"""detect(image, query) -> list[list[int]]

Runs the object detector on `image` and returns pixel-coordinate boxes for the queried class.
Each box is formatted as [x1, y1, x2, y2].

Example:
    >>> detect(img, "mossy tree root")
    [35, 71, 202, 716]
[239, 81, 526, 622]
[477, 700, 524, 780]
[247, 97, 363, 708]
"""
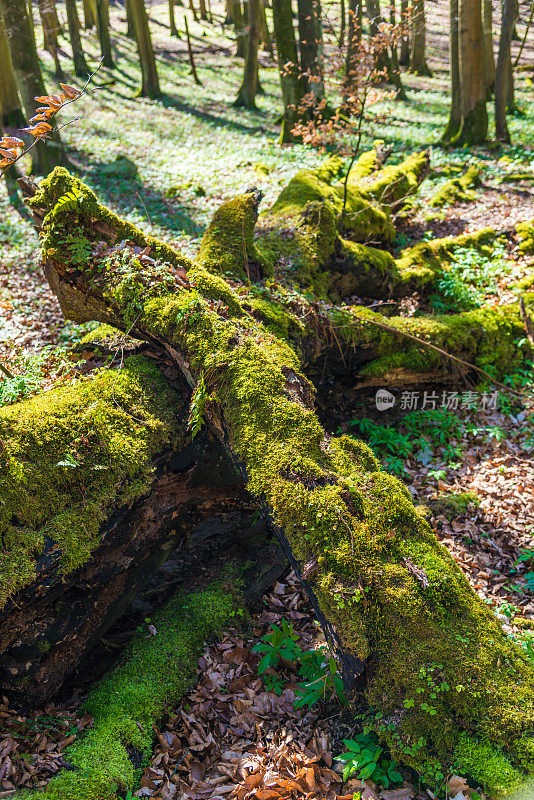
[22, 168, 534, 796]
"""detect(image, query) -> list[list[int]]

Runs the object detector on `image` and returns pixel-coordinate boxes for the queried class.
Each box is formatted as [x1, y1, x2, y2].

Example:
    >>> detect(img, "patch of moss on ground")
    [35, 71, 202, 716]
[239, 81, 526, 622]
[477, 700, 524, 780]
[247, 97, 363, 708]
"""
[516, 220, 534, 255]
[0, 356, 184, 608]
[24, 588, 237, 799]
[429, 164, 481, 208]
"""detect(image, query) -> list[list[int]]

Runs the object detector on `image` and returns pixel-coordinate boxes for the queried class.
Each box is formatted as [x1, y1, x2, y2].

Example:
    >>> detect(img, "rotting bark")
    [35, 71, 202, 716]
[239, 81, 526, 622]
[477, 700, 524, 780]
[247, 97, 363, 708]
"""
[17, 166, 534, 796]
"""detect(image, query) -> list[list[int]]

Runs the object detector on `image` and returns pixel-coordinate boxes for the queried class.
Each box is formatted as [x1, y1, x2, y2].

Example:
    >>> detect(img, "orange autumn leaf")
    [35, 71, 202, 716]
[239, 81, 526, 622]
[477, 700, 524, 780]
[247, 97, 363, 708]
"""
[60, 83, 81, 99]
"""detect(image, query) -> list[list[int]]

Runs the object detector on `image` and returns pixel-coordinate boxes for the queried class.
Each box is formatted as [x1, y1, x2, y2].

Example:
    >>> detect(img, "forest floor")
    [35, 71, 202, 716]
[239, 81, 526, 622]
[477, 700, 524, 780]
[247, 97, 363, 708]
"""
[1, 0, 534, 797]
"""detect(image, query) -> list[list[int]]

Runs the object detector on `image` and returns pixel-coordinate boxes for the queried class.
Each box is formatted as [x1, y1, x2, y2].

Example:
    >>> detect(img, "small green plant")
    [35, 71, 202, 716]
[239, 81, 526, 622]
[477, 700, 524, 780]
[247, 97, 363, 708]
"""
[188, 374, 208, 438]
[252, 619, 301, 673]
[430, 242, 511, 313]
[335, 733, 403, 786]
[0, 346, 72, 407]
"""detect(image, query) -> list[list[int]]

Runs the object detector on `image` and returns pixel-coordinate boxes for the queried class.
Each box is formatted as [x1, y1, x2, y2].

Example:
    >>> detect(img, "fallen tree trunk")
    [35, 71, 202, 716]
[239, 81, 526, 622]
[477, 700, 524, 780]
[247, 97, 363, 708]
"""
[17, 166, 534, 796]
[0, 347, 284, 705]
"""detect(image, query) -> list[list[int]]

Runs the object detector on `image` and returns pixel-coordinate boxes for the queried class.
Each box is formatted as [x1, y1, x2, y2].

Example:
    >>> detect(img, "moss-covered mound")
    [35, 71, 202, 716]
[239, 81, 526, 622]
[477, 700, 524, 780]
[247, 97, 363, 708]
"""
[0, 356, 183, 609]
[26, 167, 534, 796]
[23, 587, 237, 799]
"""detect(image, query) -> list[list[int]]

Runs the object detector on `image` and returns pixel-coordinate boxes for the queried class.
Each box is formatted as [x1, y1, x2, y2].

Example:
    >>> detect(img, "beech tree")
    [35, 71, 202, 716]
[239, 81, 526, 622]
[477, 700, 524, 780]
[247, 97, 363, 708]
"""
[38, 0, 64, 77]
[94, 0, 115, 68]
[272, 0, 303, 142]
[410, 0, 431, 76]
[0, 6, 25, 127]
[482, 0, 495, 94]
[65, 0, 90, 76]
[234, 0, 260, 107]
[0, 0, 68, 173]
[495, 0, 519, 142]
[297, 0, 325, 105]
[130, 0, 162, 98]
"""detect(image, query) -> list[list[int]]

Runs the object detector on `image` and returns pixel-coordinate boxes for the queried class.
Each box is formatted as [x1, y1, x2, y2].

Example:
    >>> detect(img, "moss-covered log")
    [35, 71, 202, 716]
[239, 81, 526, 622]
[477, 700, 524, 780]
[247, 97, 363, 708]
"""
[0, 348, 284, 704]
[21, 167, 534, 796]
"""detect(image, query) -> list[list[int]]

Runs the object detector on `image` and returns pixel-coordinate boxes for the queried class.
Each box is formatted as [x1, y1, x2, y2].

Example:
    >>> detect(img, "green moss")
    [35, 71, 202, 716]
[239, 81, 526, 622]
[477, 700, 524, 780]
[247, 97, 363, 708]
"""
[26, 587, 237, 799]
[245, 294, 305, 340]
[396, 228, 497, 293]
[516, 220, 534, 255]
[0, 356, 183, 608]
[28, 168, 191, 270]
[454, 735, 523, 797]
[359, 151, 430, 207]
[429, 165, 481, 208]
[424, 491, 480, 520]
[345, 145, 382, 191]
[330, 237, 400, 299]
[195, 192, 268, 282]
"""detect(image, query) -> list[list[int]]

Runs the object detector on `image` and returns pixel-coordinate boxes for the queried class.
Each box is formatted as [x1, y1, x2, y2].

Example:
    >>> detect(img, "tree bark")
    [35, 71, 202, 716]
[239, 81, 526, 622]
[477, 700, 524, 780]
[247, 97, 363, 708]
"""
[409, 0, 431, 75]
[482, 0, 495, 95]
[38, 0, 64, 77]
[259, 0, 273, 54]
[66, 0, 91, 76]
[345, 0, 362, 86]
[297, 0, 325, 104]
[442, 0, 461, 141]
[272, 0, 303, 142]
[367, 0, 407, 99]
[169, 0, 179, 35]
[20, 167, 534, 794]
[399, 0, 409, 64]
[0, 0, 68, 173]
[83, 0, 95, 27]
[0, 5, 25, 127]
[95, 0, 115, 67]
[130, 0, 162, 97]
[495, 0, 518, 142]
[234, 0, 260, 107]
[199, 0, 208, 20]
[455, 0, 488, 143]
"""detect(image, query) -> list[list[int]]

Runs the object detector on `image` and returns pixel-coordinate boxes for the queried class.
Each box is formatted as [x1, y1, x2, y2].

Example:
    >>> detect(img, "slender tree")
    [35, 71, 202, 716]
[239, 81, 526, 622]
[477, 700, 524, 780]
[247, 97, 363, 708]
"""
[66, 0, 90, 76]
[495, 0, 519, 142]
[169, 0, 179, 35]
[409, 0, 431, 75]
[0, 0, 68, 173]
[198, 0, 208, 20]
[345, 0, 362, 85]
[232, 0, 246, 56]
[399, 0, 409, 64]
[95, 0, 114, 67]
[482, 0, 495, 95]
[272, 0, 303, 142]
[456, 0, 488, 143]
[83, 0, 95, 28]
[38, 0, 64, 77]
[441, 0, 461, 141]
[0, 7, 25, 126]
[366, 0, 407, 99]
[130, 0, 162, 97]
[234, 0, 260, 107]
[297, 0, 325, 104]
[259, 0, 273, 54]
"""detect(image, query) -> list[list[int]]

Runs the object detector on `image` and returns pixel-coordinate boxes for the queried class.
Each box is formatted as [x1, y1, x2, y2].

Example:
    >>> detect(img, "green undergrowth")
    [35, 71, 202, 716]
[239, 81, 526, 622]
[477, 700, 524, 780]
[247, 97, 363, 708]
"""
[32, 169, 534, 795]
[20, 587, 238, 799]
[0, 355, 183, 608]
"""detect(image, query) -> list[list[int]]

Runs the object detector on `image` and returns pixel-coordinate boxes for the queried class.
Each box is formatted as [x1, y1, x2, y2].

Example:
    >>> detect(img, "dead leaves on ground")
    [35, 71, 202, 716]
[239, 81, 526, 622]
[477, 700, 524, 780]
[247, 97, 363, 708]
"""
[0, 697, 92, 795]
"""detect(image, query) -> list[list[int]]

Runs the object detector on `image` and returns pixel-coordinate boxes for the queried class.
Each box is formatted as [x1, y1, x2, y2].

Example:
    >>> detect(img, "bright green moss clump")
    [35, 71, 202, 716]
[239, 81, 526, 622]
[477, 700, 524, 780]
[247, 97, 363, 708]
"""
[516, 220, 534, 255]
[26, 588, 237, 799]
[0, 356, 183, 608]
[429, 164, 481, 208]
[360, 151, 430, 207]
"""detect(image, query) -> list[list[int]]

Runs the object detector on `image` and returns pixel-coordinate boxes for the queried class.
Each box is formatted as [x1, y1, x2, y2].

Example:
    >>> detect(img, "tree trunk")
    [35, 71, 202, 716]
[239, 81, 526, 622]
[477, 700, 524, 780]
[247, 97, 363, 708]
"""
[234, 0, 260, 107]
[409, 0, 431, 75]
[442, 0, 461, 141]
[482, 0, 495, 95]
[199, 0, 208, 20]
[399, 0, 409, 64]
[495, 0, 518, 142]
[66, 0, 90, 76]
[345, 0, 362, 86]
[272, 0, 303, 141]
[297, 0, 325, 104]
[95, 0, 115, 67]
[38, 0, 64, 77]
[130, 0, 162, 97]
[455, 0, 488, 143]
[367, 0, 407, 99]
[0, 6, 25, 127]
[232, 0, 246, 56]
[169, 0, 179, 34]
[21, 167, 534, 796]
[0, 0, 68, 173]
[339, 0, 345, 46]
[83, 0, 95, 27]
[259, 0, 273, 54]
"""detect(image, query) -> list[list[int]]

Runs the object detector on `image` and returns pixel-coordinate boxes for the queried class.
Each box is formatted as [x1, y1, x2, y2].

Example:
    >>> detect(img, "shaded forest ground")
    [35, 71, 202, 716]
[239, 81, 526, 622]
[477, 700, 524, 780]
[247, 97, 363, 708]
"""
[1, 1, 534, 797]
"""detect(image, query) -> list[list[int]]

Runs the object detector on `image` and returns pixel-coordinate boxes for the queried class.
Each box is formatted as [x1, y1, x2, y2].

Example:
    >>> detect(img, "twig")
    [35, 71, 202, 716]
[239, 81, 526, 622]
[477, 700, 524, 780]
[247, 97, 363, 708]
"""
[514, 1, 534, 66]
[184, 16, 203, 85]
[0, 363, 14, 380]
